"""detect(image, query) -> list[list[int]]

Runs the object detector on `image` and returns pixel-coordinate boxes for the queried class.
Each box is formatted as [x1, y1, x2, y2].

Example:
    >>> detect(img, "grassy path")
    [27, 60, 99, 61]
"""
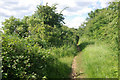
[70, 52, 85, 79]
[72, 41, 118, 78]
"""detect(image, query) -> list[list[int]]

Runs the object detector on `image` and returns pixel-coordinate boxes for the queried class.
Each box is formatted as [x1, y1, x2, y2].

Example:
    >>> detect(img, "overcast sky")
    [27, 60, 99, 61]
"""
[0, 0, 115, 29]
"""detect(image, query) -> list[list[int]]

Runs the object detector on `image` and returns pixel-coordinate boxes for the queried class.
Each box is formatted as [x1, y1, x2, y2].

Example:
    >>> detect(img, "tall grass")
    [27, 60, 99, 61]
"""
[80, 42, 118, 78]
[51, 44, 77, 57]
[46, 44, 78, 78]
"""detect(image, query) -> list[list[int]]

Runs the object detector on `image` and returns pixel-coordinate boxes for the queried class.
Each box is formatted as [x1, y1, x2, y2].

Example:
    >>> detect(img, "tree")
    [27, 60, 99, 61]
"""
[2, 16, 29, 37]
[34, 3, 65, 27]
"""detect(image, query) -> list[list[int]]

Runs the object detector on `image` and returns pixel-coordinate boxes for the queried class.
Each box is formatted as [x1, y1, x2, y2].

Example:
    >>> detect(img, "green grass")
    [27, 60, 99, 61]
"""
[46, 56, 74, 78]
[45, 44, 78, 78]
[75, 52, 86, 78]
[58, 56, 74, 68]
[76, 41, 118, 78]
[58, 56, 74, 77]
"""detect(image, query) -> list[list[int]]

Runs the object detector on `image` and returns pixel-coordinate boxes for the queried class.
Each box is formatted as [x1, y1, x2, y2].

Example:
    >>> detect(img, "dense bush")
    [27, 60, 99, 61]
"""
[2, 35, 56, 79]
[1, 34, 78, 79]
[1, 3, 78, 79]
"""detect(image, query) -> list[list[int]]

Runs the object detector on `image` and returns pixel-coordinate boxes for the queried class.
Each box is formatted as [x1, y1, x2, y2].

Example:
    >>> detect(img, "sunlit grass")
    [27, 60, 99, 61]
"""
[77, 41, 118, 78]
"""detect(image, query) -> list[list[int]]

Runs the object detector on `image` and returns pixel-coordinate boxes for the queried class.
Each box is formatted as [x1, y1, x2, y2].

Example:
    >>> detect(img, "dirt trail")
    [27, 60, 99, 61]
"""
[71, 56, 77, 78]
[70, 52, 85, 79]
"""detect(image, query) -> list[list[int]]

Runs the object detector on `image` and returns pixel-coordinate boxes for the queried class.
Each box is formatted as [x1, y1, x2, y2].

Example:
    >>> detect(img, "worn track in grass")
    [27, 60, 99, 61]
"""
[70, 47, 85, 79]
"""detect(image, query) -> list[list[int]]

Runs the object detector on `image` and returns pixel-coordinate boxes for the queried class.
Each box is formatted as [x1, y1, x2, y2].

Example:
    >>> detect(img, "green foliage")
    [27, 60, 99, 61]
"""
[1, 34, 78, 79]
[1, 35, 55, 79]
[51, 44, 77, 58]
[77, 2, 118, 78]
[78, 2, 118, 50]
[45, 45, 77, 78]
[34, 3, 65, 27]
[1, 3, 78, 79]
[2, 16, 29, 37]
[2, 4, 70, 46]
[80, 2, 118, 40]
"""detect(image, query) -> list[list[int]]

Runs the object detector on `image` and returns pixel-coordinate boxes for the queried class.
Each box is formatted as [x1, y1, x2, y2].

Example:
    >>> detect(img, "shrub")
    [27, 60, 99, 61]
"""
[2, 35, 55, 79]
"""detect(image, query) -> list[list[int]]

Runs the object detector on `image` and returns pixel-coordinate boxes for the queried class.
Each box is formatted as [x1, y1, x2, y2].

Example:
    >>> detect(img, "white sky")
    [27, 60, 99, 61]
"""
[0, 0, 116, 29]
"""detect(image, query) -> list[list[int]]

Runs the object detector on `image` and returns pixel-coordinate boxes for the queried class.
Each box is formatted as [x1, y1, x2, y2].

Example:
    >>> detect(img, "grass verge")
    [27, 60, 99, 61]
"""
[76, 41, 118, 78]
[46, 44, 78, 78]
